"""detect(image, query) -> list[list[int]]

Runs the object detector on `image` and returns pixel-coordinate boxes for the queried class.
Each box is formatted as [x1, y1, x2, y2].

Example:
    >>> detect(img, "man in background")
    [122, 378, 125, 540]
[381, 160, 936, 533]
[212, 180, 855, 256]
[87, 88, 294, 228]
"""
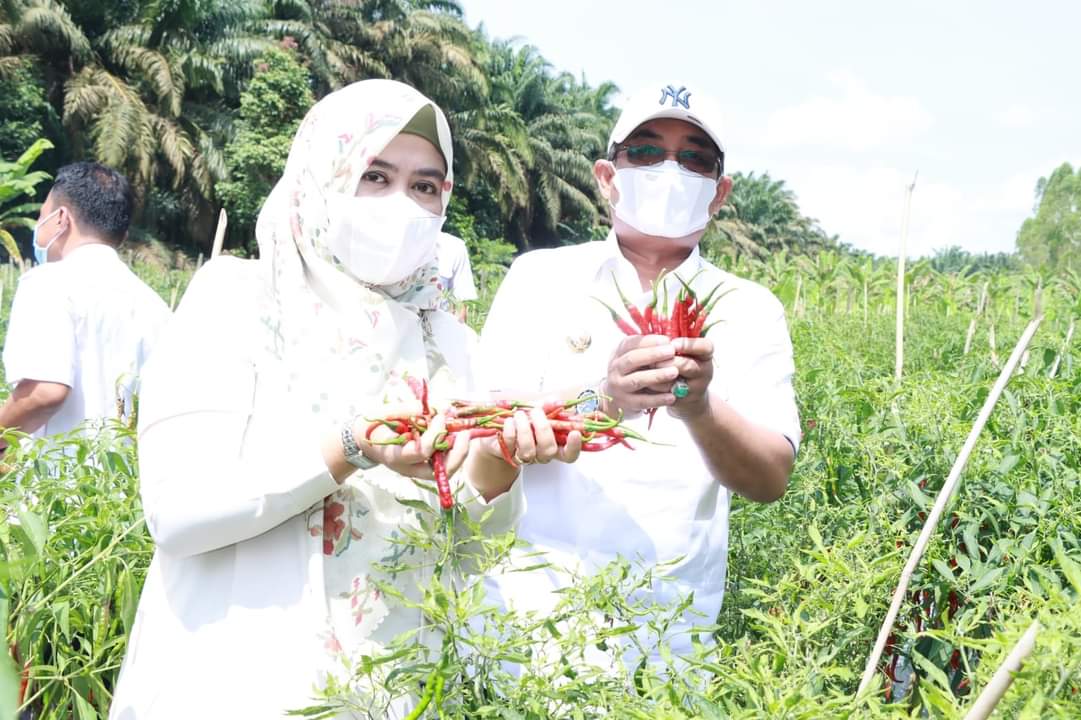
[436, 231, 478, 322]
[0, 162, 170, 449]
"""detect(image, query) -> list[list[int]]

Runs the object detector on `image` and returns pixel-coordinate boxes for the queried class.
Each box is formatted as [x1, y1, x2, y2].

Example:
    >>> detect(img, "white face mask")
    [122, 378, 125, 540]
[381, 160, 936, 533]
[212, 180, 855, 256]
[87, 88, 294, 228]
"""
[611, 161, 718, 238]
[325, 192, 444, 286]
[33, 209, 63, 265]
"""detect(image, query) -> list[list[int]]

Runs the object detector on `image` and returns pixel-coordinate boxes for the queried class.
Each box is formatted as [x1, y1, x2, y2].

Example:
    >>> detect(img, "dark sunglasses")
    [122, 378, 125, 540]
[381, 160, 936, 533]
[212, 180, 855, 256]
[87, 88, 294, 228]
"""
[611, 143, 724, 177]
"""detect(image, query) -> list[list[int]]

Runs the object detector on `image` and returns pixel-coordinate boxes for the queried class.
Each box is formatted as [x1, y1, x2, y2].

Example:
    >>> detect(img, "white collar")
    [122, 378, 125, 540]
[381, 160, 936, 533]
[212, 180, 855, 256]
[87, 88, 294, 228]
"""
[597, 230, 704, 298]
[62, 242, 119, 263]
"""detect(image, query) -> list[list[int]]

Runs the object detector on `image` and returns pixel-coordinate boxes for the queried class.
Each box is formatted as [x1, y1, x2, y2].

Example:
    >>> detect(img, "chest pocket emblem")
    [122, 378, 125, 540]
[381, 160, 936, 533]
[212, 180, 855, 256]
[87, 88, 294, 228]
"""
[566, 332, 592, 353]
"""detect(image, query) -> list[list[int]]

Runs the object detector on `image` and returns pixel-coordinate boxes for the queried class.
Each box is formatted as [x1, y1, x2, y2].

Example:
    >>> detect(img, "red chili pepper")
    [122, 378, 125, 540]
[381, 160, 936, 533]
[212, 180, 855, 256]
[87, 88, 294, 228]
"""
[581, 436, 622, 452]
[13, 644, 29, 707]
[593, 296, 639, 336]
[609, 427, 635, 449]
[611, 272, 651, 334]
[643, 302, 655, 335]
[431, 450, 453, 511]
[496, 432, 518, 467]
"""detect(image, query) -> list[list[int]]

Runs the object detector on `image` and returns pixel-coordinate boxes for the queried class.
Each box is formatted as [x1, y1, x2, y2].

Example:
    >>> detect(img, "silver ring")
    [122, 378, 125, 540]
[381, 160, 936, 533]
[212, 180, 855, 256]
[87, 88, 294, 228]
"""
[672, 379, 690, 399]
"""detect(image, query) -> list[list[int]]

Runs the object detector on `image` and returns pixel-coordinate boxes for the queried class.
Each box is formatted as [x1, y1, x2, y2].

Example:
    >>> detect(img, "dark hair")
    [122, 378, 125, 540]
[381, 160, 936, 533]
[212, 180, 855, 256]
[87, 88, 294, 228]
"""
[51, 162, 134, 244]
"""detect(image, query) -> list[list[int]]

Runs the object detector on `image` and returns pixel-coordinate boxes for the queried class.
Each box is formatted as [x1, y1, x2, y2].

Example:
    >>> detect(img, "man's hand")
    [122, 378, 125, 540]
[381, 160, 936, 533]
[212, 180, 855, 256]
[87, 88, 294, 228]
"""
[667, 337, 715, 421]
[603, 335, 680, 417]
[477, 406, 583, 465]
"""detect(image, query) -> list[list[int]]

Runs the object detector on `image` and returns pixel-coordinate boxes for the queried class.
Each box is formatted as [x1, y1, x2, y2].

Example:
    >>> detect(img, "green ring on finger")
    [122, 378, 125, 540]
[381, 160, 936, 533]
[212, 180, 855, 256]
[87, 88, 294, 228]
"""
[672, 379, 690, 399]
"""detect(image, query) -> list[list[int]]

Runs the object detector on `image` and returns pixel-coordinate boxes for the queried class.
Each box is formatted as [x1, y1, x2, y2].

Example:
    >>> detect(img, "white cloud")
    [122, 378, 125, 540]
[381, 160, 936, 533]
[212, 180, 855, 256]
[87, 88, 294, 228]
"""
[779, 165, 1021, 258]
[760, 71, 933, 152]
[994, 104, 1038, 129]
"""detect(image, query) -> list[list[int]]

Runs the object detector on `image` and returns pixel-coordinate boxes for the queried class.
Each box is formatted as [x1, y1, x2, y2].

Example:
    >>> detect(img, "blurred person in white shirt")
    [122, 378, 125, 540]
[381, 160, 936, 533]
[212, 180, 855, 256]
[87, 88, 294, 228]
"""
[0, 162, 169, 450]
[436, 231, 478, 322]
[478, 83, 800, 661]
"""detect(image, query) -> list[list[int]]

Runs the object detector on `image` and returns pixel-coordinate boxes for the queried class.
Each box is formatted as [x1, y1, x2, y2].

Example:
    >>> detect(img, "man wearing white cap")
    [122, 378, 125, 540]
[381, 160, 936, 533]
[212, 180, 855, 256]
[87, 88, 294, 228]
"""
[478, 83, 800, 661]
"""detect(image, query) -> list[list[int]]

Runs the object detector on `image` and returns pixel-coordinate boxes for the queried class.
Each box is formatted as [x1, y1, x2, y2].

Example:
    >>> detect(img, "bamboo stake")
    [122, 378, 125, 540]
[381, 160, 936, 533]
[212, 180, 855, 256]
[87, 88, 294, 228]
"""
[895, 173, 917, 383]
[856, 310, 1043, 697]
[963, 317, 977, 356]
[961, 620, 1040, 720]
[863, 280, 869, 326]
[1049, 318, 1075, 379]
[210, 208, 228, 259]
[794, 274, 803, 318]
[989, 323, 1000, 368]
[196, 252, 204, 271]
[169, 281, 180, 311]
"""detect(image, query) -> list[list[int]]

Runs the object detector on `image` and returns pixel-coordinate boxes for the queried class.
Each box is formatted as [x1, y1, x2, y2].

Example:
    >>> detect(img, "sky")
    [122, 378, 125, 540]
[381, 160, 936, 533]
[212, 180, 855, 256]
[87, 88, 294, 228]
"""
[458, 0, 1081, 258]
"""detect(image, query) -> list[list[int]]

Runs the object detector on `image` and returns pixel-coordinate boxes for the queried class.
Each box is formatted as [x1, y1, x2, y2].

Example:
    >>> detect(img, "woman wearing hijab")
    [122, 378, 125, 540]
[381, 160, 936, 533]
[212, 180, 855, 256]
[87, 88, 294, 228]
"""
[108, 80, 579, 718]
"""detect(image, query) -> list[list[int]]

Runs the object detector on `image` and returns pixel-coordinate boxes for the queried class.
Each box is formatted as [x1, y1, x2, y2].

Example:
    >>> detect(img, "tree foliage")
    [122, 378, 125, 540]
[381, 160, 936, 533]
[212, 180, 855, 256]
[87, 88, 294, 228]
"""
[1017, 162, 1081, 272]
[216, 45, 314, 251]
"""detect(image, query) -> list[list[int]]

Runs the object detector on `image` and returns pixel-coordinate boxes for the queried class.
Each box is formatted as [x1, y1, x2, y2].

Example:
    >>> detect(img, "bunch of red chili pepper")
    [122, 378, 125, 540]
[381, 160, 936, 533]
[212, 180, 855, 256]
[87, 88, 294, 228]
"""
[597, 270, 730, 426]
[598, 270, 729, 340]
[364, 377, 646, 511]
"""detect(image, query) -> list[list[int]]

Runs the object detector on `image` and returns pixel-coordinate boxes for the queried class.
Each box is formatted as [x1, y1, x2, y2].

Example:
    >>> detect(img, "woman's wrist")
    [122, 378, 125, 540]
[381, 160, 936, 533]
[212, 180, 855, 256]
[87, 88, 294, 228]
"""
[466, 441, 519, 501]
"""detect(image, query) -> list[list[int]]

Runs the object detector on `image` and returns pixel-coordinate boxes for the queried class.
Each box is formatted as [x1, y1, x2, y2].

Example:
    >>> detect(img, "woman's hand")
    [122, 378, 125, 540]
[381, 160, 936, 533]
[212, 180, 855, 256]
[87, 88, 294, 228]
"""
[348, 404, 468, 481]
[478, 405, 584, 466]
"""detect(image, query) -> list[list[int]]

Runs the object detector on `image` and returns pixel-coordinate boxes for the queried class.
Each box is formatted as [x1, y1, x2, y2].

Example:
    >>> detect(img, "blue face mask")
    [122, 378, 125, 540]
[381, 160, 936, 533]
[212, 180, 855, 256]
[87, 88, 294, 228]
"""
[32, 209, 62, 265]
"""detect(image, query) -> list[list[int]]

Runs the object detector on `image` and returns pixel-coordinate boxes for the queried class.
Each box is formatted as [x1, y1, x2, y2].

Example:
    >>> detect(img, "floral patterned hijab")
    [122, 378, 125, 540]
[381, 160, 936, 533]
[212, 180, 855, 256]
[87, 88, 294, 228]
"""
[253, 79, 456, 429]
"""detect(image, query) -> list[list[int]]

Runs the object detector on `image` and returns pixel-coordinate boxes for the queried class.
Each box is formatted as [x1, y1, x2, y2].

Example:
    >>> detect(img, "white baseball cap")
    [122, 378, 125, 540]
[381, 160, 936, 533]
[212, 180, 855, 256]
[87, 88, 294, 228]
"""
[608, 84, 726, 157]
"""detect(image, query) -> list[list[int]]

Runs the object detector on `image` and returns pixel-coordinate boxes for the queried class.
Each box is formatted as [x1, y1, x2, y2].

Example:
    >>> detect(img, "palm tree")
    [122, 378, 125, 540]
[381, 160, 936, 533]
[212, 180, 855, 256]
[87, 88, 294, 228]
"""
[2, 0, 278, 247]
[260, 0, 389, 93]
[477, 42, 611, 247]
[713, 171, 832, 258]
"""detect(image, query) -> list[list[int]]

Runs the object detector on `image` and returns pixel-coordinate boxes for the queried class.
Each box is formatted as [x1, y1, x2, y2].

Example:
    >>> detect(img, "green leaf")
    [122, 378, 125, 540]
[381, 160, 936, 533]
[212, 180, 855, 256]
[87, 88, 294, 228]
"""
[55, 600, 71, 640]
[1053, 540, 1081, 595]
[1018, 691, 1046, 720]
[16, 509, 47, 556]
[969, 566, 1006, 594]
[0, 649, 16, 720]
[120, 568, 138, 636]
[932, 559, 956, 583]
[75, 691, 99, 720]
[395, 498, 433, 515]
[911, 650, 954, 698]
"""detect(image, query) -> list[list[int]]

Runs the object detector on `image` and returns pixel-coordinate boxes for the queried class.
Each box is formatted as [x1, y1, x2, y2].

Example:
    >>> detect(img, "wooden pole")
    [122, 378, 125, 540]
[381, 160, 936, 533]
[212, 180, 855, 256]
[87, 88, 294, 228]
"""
[863, 279, 869, 326]
[961, 620, 1040, 720]
[210, 208, 228, 259]
[794, 274, 803, 318]
[989, 323, 1000, 368]
[895, 173, 917, 384]
[857, 310, 1043, 697]
[1049, 319, 1075, 379]
[964, 317, 977, 356]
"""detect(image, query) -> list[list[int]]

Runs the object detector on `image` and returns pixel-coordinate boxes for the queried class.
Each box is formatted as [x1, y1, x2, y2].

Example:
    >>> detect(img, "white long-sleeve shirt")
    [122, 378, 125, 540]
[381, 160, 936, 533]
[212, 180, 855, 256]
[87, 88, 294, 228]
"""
[110, 258, 523, 719]
[477, 232, 799, 658]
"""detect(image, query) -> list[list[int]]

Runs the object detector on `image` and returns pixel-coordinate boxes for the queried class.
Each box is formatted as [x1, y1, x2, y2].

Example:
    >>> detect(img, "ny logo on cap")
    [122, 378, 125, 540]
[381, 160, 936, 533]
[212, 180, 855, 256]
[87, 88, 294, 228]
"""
[659, 85, 691, 109]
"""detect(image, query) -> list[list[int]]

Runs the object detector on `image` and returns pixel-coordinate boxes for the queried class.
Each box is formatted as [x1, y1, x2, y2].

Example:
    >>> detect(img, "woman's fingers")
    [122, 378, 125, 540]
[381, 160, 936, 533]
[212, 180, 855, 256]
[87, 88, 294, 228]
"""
[511, 410, 537, 463]
[417, 413, 447, 458]
[443, 430, 470, 478]
[559, 430, 583, 464]
[529, 406, 558, 464]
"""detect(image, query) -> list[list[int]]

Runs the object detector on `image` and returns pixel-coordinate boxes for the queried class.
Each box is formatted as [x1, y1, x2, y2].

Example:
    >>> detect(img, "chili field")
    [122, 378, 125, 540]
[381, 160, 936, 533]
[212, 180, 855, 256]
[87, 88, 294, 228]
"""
[2, 253, 1080, 719]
